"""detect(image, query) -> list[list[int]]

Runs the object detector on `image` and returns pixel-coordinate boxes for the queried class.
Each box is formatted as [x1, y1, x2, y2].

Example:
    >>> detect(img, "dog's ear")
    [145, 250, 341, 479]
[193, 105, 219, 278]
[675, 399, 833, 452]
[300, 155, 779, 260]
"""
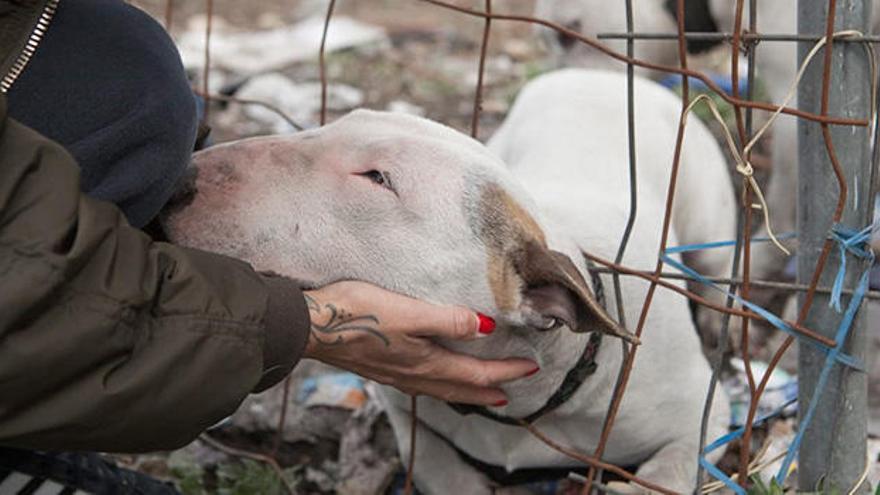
[514, 240, 637, 343]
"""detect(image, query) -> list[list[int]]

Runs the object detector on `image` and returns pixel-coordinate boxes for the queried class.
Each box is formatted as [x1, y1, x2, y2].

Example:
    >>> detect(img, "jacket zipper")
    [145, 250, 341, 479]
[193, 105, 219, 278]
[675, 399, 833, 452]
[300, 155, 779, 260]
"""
[1, 0, 61, 93]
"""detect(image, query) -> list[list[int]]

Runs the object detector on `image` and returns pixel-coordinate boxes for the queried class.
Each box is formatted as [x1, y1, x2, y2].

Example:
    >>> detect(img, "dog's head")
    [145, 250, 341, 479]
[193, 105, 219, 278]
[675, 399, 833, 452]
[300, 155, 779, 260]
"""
[163, 109, 630, 415]
[533, 0, 679, 73]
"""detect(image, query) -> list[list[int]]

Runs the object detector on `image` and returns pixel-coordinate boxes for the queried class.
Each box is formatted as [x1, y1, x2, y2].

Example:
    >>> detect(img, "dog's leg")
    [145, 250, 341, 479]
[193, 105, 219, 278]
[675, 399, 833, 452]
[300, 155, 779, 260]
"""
[639, 439, 703, 492]
[383, 400, 494, 495]
[607, 387, 730, 494]
[602, 439, 699, 494]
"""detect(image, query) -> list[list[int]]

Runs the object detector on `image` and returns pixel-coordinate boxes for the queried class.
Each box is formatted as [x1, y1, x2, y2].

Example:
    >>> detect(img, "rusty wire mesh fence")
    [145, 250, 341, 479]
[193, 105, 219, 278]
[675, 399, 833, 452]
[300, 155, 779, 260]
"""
[154, 0, 880, 493]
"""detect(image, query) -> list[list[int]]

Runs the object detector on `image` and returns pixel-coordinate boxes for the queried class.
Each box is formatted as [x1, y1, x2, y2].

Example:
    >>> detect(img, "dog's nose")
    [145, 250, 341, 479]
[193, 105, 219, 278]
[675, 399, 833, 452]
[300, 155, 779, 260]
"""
[556, 20, 582, 49]
[164, 164, 199, 211]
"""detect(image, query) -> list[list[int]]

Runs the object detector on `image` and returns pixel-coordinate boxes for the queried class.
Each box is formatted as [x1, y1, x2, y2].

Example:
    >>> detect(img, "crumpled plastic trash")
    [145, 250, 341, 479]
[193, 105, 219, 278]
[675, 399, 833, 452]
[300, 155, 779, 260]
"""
[234, 73, 364, 132]
[724, 358, 798, 427]
[298, 372, 367, 410]
[178, 15, 388, 74]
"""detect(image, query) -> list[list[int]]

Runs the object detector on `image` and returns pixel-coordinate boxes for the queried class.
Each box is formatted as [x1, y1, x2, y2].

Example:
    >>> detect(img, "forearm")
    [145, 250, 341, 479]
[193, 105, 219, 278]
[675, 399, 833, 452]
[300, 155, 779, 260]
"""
[0, 97, 310, 452]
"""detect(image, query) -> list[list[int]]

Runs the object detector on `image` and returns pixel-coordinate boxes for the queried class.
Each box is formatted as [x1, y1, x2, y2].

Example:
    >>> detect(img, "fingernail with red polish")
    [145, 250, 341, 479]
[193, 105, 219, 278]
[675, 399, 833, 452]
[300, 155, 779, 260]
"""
[526, 367, 540, 377]
[477, 313, 496, 335]
[492, 399, 508, 407]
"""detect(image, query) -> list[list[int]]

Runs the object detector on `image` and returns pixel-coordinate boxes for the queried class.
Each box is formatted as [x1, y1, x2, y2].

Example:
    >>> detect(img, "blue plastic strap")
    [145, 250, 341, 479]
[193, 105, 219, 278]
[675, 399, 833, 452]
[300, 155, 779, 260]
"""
[659, 254, 864, 372]
[828, 223, 876, 311]
[664, 232, 797, 255]
[703, 398, 797, 455]
[673, 225, 874, 487]
[700, 399, 797, 492]
[774, 266, 872, 483]
[699, 456, 747, 495]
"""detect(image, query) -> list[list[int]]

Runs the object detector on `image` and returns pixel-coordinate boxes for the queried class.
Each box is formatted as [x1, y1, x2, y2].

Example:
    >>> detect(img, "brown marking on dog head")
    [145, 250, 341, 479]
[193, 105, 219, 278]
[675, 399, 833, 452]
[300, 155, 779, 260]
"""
[470, 182, 635, 342]
[486, 254, 520, 311]
[475, 183, 546, 311]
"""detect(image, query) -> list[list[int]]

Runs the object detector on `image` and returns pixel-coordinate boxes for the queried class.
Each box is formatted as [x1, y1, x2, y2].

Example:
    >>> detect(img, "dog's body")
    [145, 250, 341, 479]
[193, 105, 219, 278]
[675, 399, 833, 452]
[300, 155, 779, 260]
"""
[163, 70, 730, 494]
[539, 0, 879, 284]
[489, 69, 735, 294]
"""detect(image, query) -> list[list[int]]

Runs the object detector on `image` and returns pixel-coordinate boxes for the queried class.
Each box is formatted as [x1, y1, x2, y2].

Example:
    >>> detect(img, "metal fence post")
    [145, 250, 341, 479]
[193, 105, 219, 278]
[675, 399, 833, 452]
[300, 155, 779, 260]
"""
[797, 0, 872, 492]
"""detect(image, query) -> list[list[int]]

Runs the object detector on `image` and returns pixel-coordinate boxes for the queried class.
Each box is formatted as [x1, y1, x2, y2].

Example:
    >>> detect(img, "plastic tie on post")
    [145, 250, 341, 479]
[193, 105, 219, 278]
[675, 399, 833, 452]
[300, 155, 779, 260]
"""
[773, 222, 875, 483]
[678, 223, 874, 488]
[773, 266, 871, 482]
[828, 222, 876, 312]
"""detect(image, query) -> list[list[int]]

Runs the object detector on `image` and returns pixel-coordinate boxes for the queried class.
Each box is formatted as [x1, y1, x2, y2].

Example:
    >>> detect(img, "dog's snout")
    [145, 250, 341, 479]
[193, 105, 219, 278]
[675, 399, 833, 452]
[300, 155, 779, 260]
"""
[168, 165, 199, 207]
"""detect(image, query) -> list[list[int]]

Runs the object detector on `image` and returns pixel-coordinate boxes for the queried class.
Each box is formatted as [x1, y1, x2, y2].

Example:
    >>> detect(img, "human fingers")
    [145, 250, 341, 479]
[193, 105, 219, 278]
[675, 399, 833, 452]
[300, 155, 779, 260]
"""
[398, 379, 509, 406]
[401, 302, 496, 341]
[422, 347, 539, 387]
[321, 280, 499, 341]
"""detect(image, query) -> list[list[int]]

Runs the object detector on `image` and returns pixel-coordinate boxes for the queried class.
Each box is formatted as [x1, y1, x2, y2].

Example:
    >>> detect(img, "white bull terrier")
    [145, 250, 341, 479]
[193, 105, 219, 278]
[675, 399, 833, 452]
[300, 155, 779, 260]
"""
[163, 73, 730, 493]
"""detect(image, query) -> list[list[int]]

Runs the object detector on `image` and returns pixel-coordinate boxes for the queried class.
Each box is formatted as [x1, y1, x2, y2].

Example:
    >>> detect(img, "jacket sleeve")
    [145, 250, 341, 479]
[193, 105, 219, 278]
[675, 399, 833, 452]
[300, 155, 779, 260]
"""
[0, 96, 311, 453]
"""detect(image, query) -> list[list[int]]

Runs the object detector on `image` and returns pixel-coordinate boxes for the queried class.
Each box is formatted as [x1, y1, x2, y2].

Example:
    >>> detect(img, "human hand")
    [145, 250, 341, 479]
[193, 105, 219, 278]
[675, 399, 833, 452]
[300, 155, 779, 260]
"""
[301, 281, 539, 406]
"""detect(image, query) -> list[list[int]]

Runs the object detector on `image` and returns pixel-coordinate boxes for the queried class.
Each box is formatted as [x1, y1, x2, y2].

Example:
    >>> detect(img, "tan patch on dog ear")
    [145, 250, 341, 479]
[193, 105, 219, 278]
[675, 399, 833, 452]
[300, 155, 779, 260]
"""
[494, 186, 546, 245]
[486, 255, 520, 311]
[474, 183, 546, 311]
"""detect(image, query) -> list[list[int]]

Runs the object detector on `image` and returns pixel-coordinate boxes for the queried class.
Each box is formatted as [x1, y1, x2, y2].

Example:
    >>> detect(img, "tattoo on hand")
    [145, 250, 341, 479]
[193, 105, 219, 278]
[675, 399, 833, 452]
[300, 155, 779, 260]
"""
[304, 294, 390, 347]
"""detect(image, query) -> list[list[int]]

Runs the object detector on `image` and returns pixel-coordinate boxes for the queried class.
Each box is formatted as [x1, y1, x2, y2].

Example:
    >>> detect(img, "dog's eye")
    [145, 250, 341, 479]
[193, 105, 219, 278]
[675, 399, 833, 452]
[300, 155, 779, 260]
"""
[362, 170, 386, 185]
[357, 170, 395, 192]
[538, 316, 564, 331]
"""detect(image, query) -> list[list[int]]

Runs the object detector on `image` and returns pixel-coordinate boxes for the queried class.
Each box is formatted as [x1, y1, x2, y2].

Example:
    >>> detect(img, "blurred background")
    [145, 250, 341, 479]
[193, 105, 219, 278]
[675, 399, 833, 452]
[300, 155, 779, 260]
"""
[137, 0, 542, 142]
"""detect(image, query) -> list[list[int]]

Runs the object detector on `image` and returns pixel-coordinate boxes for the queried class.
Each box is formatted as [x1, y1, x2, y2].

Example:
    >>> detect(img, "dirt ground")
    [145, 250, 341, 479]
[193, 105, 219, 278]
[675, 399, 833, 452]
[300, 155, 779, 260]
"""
[136, 0, 541, 142]
[110, 1, 876, 493]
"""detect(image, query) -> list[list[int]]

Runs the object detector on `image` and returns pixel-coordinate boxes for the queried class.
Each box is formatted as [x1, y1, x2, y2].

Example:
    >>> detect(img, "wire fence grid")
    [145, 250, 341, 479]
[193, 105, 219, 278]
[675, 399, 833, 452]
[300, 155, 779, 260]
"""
[158, 0, 880, 493]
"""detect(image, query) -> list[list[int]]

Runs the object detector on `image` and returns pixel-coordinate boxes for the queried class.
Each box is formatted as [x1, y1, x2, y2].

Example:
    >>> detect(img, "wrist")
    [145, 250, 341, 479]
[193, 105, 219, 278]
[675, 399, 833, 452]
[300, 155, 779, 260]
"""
[302, 289, 321, 360]
[254, 274, 311, 391]
[301, 283, 387, 360]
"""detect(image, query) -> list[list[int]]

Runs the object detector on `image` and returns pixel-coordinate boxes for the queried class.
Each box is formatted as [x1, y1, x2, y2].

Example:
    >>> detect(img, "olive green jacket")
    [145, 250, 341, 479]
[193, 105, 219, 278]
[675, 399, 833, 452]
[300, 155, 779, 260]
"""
[0, 3, 311, 452]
